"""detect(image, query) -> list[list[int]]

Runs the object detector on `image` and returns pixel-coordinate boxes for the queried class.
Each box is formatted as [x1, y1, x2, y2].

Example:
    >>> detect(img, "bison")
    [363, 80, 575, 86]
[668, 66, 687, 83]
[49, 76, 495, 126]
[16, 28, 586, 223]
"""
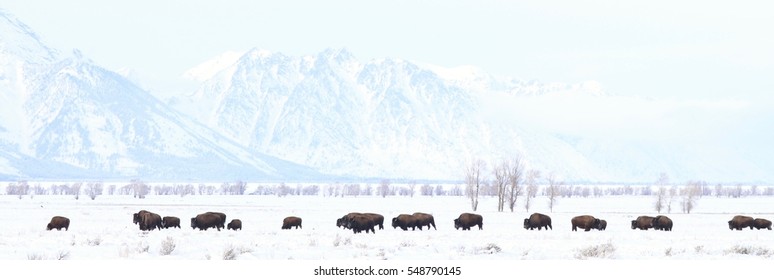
[631, 216, 655, 230]
[728, 215, 755, 230]
[412, 212, 436, 230]
[206, 212, 227, 230]
[454, 213, 483, 230]
[651, 215, 673, 231]
[162, 216, 181, 229]
[524, 213, 552, 230]
[337, 212, 362, 229]
[571, 215, 601, 232]
[597, 219, 607, 231]
[227, 219, 242, 231]
[753, 218, 772, 230]
[47, 216, 70, 231]
[191, 213, 222, 231]
[139, 212, 162, 231]
[282, 216, 302, 230]
[392, 214, 419, 231]
[347, 215, 375, 234]
[132, 210, 150, 225]
[363, 213, 385, 230]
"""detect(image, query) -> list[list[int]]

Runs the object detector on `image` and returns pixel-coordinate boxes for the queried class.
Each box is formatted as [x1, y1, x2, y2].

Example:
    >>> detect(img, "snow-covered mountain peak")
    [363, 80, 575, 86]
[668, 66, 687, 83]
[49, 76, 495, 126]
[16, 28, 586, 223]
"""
[0, 9, 58, 64]
[182, 50, 245, 82]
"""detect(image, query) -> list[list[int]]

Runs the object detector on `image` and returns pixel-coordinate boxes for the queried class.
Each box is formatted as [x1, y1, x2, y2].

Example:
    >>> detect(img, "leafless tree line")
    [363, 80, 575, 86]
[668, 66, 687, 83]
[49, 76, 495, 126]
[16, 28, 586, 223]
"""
[4, 176, 772, 205]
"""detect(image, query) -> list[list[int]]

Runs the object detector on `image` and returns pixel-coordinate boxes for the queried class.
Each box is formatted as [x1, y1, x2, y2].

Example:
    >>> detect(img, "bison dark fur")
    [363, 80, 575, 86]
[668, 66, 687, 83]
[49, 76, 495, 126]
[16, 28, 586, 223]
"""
[412, 212, 436, 230]
[454, 213, 483, 230]
[191, 213, 222, 231]
[162, 216, 181, 229]
[347, 215, 375, 234]
[631, 216, 655, 230]
[571, 215, 601, 232]
[133, 210, 150, 225]
[597, 219, 607, 231]
[524, 213, 552, 230]
[205, 212, 226, 230]
[282, 216, 302, 230]
[227, 219, 242, 231]
[728, 215, 754, 230]
[140, 212, 162, 231]
[336, 212, 362, 229]
[363, 213, 385, 230]
[753, 218, 772, 230]
[392, 214, 418, 231]
[651, 215, 673, 231]
[47, 216, 70, 231]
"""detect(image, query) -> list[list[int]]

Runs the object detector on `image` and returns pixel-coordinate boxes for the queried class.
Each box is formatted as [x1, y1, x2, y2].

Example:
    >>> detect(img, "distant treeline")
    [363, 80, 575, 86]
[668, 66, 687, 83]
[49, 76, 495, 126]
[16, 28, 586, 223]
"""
[3, 179, 772, 199]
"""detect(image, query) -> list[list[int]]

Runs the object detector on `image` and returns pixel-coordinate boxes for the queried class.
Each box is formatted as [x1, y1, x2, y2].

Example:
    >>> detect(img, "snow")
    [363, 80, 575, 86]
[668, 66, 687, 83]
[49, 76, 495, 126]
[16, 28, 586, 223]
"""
[3, 189, 773, 260]
[2, 187, 773, 279]
[182, 50, 245, 82]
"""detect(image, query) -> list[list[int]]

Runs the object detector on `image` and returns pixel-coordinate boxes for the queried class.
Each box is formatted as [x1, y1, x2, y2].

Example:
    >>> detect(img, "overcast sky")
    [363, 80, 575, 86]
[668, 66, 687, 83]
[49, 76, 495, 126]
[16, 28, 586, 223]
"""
[4, 0, 773, 101]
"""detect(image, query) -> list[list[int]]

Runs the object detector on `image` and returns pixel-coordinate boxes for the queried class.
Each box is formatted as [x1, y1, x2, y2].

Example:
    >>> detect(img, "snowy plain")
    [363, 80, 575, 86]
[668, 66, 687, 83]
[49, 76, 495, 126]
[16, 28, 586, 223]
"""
[3, 184, 774, 279]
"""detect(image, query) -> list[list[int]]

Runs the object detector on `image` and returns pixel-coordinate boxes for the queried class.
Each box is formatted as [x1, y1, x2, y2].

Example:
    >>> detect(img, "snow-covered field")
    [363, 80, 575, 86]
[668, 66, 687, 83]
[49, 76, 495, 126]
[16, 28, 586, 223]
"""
[3, 191, 774, 279]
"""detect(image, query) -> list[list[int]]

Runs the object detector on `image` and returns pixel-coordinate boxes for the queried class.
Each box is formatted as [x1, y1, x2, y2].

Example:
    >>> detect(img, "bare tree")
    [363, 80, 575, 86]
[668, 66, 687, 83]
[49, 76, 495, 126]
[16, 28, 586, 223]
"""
[681, 181, 704, 213]
[667, 186, 678, 213]
[492, 160, 509, 212]
[378, 180, 391, 198]
[524, 169, 541, 212]
[655, 186, 666, 213]
[71, 182, 83, 200]
[546, 173, 562, 212]
[85, 181, 104, 200]
[508, 157, 526, 205]
[435, 185, 445, 196]
[420, 184, 433, 196]
[465, 159, 486, 211]
[130, 179, 148, 199]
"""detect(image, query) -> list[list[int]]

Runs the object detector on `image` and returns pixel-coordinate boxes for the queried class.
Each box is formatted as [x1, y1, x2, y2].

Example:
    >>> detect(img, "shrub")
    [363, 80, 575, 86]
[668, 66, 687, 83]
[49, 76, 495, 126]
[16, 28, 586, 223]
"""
[575, 242, 616, 259]
[474, 243, 502, 255]
[159, 236, 176, 256]
[724, 245, 773, 257]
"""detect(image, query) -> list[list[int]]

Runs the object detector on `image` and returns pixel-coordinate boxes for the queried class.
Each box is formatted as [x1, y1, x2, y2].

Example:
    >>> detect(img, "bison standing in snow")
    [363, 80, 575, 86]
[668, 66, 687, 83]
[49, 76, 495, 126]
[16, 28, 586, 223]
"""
[454, 213, 483, 230]
[47, 216, 70, 231]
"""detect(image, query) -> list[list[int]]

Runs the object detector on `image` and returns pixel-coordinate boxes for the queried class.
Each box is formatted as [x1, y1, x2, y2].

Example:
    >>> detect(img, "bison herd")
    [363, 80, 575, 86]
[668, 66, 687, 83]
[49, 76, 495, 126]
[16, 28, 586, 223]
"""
[631, 215, 673, 231]
[43, 212, 774, 233]
[728, 215, 772, 230]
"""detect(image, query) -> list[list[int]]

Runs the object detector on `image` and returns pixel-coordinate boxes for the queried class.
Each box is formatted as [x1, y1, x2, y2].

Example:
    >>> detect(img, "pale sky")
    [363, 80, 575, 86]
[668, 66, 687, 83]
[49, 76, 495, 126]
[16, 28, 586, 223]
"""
[4, 0, 773, 101]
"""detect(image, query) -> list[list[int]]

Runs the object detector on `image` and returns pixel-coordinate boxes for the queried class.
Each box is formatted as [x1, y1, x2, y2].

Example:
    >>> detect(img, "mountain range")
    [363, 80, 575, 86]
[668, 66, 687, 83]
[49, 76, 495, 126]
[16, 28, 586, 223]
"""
[1, 9, 770, 184]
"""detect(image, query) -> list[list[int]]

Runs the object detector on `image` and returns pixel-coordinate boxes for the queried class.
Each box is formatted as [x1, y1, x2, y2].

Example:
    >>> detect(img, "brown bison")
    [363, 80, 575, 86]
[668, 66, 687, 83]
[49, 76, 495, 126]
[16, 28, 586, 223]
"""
[227, 219, 242, 231]
[363, 213, 385, 230]
[571, 215, 601, 232]
[524, 213, 552, 230]
[337, 212, 362, 229]
[132, 210, 150, 225]
[191, 213, 222, 231]
[162, 216, 181, 229]
[392, 214, 419, 231]
[412, 212, 436, 230]
[139, 212, 162, 231]
[753, 218, 772, 230]
[347, 215, 375, 234]
[728, 215, 755, 230]
[651, 215, 673, 231]
[282, 216, 302, 230]
[454, 213, 483, 230]
[597, 219, 607, 231]
[631, 216, 655, 230]
[206, 212, 227, 230]
[338, 213, 384, 230]
[47, 216, 70, 231]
